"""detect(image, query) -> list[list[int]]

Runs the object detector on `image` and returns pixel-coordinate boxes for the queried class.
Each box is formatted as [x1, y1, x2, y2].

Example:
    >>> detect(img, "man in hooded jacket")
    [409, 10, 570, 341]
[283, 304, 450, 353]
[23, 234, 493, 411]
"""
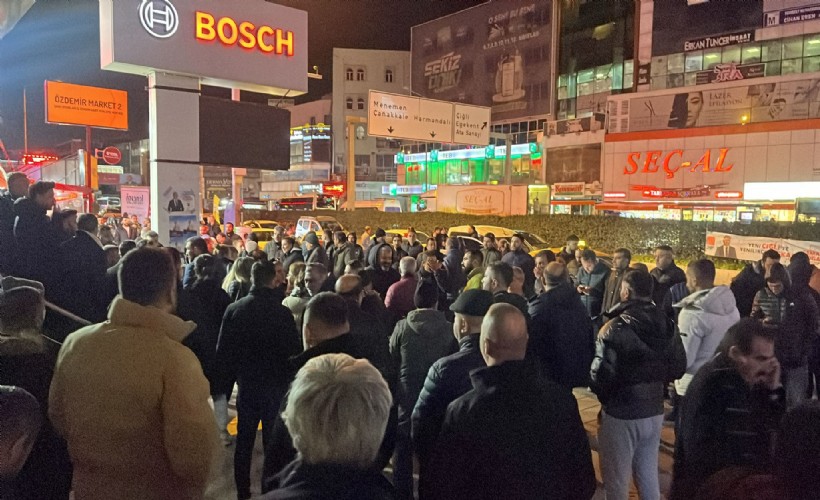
[368, 242, 400, 298]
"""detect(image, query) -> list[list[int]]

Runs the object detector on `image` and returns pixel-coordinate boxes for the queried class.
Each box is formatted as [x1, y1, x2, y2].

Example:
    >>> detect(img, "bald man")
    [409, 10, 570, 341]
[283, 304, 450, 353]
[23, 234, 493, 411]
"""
[426, 304, 596, 500]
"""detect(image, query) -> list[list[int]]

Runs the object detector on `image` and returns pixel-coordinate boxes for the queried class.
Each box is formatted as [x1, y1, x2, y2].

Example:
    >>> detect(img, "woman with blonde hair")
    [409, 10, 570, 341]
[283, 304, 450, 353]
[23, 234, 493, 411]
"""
[223, 256, 254, 302]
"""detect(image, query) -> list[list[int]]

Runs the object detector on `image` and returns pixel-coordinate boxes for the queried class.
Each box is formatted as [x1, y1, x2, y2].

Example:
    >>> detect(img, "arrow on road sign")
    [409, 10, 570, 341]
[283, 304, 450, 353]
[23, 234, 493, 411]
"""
[387, 126, 394, 134]
[481, 122, 487, 130]
[430, 131, 436, 138]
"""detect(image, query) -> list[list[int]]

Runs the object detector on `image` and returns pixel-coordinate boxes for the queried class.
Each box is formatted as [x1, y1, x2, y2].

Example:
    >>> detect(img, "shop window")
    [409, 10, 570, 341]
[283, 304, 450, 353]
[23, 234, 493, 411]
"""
[345, 97, 353, 110]
[558, 85, 569, 100]
[623, 71, 633, 90]
[722, 46, 741, 64]
[651, 55, 668, 76]
[667, 74, 684, 89]
[741, 44, 762, 64]
[761, 39, 782, 62]
[667, 53, 685, 74]
[385, 68, 394, 83]
[703, 48, 721, 69]
[783, 36, 803, 59]
[684, 72, 698, 87]
[357, 98, 365, 110]
[650, 75, 667, 91]
[685, 51, 703, 72]
[804, 55, 820, 73]
[612, 63, 624, 91]
[345, 67, 354, 81]
[624, 59, 634, 76]
[765, 60, 782, 77]
[356, 68, 366, 81]
[577, 81, 594, 96]
[782, 58, 803, 75]
[577, 68, 594, 84]
[805, 34, 820, 57]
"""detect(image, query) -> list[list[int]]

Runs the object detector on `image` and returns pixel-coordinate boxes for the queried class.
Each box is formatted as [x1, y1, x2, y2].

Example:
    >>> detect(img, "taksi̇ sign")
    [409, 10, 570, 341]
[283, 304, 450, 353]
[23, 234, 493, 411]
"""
[623, 149, 733, 179]
[367, 90, 490, 146]
[100, 0, 308, 95]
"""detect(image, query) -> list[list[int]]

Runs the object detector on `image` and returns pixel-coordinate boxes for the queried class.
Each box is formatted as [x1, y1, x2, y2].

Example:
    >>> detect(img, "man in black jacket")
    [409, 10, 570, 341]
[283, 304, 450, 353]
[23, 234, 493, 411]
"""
[13, 181, 59, 290]
[330, 231, 354, 279]
[400, 229, 424, 259]
[482, 261, 529, 321]
[280, 236, 303, 276]
[0, 172, 29, 275]
[59, 214, 108, 323]
[670, 318, 785, 500]
[426, 304, 596, 500]
[590, 269, 680, 500]
[529, 262, 594, 389]
[501, 234, 535, 297]
[650, 245, 686, 317]
[214, 260, 302, 500]
[731, 249, 781, 317]
[412, 289, 493, 499]
[262, 293, 397, 493]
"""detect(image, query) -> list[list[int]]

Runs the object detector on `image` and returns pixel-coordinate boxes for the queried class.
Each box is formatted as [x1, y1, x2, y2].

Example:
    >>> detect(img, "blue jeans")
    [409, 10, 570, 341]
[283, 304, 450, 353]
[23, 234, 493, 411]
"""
[598, 410, 663, 500]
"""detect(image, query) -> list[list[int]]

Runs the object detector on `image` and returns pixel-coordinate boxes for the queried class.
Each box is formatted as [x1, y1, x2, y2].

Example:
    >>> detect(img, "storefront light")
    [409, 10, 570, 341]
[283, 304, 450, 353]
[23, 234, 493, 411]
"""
[745, 182, 820, 200]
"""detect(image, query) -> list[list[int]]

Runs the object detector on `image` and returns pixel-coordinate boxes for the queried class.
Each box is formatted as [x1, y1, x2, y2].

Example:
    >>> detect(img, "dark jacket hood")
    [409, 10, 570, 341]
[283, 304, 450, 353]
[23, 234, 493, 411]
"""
[406, 308, 448, 333]
[612, 299, 671, 350]
[368, 242, 394, 268]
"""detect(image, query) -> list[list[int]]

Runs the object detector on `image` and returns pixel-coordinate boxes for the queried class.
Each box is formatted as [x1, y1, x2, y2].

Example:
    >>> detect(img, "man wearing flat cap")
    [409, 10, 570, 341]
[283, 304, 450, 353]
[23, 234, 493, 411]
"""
[412, 289, 495, 499]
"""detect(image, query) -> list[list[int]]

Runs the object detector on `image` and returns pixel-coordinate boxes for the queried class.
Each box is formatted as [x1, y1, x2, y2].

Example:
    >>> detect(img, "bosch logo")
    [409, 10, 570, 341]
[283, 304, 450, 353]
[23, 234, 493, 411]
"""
[139, 0, 179, 39]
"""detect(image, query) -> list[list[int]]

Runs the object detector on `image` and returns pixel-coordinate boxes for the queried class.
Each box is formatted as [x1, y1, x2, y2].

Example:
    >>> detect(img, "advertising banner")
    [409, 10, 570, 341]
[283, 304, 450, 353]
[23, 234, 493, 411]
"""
[651, 0, 763, 56]
[411, 0, 553, 122]
[435, 185, 528, 215]
[695, 63, 765, 86]
[705, 231, 820, 266]
[765, 3, 820, 27]
[545, 144, 601, 184]
[121, 186, 150, 220]
[608, 76, 820, 133]
[546, 113, 605, 136]
[44, 81, 128, 130]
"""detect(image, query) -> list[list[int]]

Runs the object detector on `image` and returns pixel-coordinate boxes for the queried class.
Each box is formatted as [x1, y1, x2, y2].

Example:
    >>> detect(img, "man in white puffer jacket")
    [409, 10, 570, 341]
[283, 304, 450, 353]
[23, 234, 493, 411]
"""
[674, 259, 741, 401]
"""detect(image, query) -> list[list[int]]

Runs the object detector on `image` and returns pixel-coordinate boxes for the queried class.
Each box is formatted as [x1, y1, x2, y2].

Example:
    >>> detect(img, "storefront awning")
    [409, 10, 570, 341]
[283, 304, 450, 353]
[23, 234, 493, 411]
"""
[550, 199, 597, 206]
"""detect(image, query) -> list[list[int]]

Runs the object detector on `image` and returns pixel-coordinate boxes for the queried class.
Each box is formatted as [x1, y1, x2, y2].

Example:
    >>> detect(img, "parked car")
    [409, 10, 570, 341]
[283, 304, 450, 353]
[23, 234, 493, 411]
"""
[294, 216, 345, 243]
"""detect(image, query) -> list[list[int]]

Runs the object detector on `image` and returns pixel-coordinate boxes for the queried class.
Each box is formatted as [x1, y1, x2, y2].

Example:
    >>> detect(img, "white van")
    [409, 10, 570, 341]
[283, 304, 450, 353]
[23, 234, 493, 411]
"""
[295, 215, 345, 242]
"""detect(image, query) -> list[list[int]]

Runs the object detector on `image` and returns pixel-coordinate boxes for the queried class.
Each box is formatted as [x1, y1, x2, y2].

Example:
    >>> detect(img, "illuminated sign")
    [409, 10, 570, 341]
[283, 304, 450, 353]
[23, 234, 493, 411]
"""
[623, 149, 733, 179]
[552, 182, 585, 197]
[44, 81, 128, 131]
[322, 183, 345, 196]
[195, 12, 294, 56]
[21, 154, 59, 166]
[603, 192, 626, 199]
[715, 191, 743, 199]
[398, 143, 536, 163]
[100, 0, 308, 95]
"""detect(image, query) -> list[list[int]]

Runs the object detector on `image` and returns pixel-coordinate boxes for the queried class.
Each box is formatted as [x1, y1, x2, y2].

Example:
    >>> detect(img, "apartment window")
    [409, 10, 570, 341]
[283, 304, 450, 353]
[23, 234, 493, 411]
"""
[356, 68, 366, 81]
[345, 67, 354, 81]
[783, 36, 804, 59]
[804, 34, 820, 57]
[357, 98, 365, 110]
[741, 44, 762, 64]
[685, 51, 703, 72]
[354, 155, 370, 166]
[385, 68, 394, 83]
[309, 116, 316, 125]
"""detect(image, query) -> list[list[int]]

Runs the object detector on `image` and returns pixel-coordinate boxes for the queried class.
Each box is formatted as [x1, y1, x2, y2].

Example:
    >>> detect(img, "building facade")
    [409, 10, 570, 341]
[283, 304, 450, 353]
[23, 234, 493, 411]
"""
[332, 48, 409, 182]
[600, 0, 820, 222]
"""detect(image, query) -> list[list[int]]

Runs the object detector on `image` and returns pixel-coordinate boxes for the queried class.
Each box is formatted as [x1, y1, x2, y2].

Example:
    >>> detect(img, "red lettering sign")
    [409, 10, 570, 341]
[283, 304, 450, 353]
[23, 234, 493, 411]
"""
[622, 148, 733, 179]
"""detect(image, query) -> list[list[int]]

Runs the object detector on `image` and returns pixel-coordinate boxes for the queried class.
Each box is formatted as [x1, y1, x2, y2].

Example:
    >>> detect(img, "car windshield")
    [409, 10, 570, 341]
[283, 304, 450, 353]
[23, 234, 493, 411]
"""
[257, 222, 278, 229]
[518, 232, 547, 247]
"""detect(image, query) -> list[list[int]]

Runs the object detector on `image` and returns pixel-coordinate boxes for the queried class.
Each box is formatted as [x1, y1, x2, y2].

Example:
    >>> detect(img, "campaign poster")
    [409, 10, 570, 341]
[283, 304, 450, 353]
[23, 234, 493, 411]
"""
[120, 186, 150, 221]
[705, 231, 820, 266]
[411, 0, 554, 121]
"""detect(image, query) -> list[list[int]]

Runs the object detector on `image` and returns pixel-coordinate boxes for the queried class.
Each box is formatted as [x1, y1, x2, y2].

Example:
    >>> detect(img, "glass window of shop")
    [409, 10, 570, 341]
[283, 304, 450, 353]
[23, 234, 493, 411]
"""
[630, 33, 820, 92]
[399, 156, 535, 186]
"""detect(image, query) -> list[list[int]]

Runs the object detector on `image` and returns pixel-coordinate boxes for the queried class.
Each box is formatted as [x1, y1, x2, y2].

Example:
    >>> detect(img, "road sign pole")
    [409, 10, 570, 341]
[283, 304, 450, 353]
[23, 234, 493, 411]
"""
[85, 126, 93, 212]
[345, 116, 365, 211]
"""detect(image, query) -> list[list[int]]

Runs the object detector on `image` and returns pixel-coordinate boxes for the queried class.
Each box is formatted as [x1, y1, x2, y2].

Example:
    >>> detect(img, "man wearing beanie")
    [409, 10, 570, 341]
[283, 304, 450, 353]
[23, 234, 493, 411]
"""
[413, 289, 494, 499]
[303, 232, 328, 268]
[389, 280, 456, 500]
[528, 262, 595, 389]
[367, 227, 388, 265]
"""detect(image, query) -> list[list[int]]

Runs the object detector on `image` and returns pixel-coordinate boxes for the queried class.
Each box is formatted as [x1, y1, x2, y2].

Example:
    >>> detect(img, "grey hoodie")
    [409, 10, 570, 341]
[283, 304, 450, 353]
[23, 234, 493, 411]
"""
[673, 285, 740, 395]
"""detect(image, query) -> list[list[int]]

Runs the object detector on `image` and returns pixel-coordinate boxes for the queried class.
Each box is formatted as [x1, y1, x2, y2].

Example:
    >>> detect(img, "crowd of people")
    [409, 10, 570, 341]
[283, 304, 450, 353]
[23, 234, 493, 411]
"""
[0, 178, 818, 499]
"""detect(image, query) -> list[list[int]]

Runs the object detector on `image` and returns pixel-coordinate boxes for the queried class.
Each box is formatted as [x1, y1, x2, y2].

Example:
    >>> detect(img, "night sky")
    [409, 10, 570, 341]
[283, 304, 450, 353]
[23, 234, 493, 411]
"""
[0, 0, 485, 154]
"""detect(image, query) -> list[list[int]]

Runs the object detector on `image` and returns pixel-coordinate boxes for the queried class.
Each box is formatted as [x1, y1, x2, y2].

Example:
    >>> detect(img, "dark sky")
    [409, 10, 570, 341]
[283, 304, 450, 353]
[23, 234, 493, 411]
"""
[0, 0, 485, 155]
